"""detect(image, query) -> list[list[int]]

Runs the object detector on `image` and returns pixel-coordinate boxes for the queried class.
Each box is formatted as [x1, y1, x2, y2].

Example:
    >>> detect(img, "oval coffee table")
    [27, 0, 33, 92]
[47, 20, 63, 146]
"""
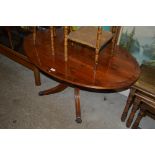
[24, 28, 140, 123]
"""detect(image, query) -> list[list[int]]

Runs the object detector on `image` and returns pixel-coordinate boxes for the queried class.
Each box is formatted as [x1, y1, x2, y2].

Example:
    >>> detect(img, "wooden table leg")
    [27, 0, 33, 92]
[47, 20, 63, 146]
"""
[132, 108, 146, 129]
[33, 67, 41, 86]
[5, 27, 14, 49]
[39, 83, 68, 96]
[126, 96, 141, 128]
[74, 88, 82, 123]
[121, 88, 136, 122]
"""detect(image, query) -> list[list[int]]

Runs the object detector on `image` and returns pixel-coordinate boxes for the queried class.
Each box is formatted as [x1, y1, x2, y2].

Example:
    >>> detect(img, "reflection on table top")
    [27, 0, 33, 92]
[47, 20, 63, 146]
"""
[24, 28, 140, 91]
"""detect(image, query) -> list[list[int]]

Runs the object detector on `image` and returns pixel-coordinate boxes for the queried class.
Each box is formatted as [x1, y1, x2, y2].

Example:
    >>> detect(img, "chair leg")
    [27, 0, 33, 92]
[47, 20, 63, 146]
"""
[95, 26, 102, 65]
[126, 96, 141, 128]
[50, 26, 55, 55]
[64, 26, 68, 62]
[33, 26, 36, 45]
[111, 26, 121, 55]
[33, 67, 41, 86]
[74, 88, 82, 123]
[95, 49, 99, 65]
[132, 108, 146, 129]
[5, 27, 14, 49]
[121, 88, 136, 122]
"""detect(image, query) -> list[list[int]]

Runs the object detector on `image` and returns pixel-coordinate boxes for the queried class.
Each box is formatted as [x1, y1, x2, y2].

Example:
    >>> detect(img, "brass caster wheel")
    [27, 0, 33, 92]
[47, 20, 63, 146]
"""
[75, 117, 82, 123]
[38, 91, 44, 96]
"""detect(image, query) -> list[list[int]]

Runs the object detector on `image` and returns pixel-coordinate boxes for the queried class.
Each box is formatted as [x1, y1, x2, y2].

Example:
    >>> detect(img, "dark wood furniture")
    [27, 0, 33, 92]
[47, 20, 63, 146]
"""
[64, 26, 121, 65]
[0, 27, 41, 86]
[121, 64, 155, 128]
[24, 27, 140, 123]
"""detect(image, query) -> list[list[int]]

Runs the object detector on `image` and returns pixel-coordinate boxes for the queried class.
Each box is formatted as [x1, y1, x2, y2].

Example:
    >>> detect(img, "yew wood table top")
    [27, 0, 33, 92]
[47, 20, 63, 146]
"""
[24, 28, 140, 91]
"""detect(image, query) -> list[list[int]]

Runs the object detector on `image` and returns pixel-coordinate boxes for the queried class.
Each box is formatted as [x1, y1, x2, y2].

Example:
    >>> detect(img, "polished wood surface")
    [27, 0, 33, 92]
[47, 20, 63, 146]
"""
[24, 28, 140, 91]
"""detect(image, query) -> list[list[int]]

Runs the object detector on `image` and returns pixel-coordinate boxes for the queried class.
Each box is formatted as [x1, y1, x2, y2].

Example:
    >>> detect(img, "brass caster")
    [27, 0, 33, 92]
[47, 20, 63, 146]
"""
[75, 117, 82, 123]
[38, 91, 44, 96]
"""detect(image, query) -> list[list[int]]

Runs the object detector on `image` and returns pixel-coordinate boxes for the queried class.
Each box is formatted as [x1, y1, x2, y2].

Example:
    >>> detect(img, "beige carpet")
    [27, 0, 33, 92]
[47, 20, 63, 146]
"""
[0, 54, 154, 128]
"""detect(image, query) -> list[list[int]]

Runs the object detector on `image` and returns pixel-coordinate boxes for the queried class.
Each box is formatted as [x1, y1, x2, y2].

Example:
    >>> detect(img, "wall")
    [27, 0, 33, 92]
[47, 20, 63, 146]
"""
[118, 26, 155, 97]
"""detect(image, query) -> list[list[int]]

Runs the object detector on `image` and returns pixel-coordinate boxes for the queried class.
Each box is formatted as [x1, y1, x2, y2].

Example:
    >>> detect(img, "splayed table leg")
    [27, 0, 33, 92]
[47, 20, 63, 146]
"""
[39, 83, 68, 96]
[74, 88, 82, 123]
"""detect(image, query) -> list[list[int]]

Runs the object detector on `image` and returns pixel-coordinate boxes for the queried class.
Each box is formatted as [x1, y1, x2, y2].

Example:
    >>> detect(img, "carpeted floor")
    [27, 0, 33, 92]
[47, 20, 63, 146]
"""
[0, 54, 155, 128]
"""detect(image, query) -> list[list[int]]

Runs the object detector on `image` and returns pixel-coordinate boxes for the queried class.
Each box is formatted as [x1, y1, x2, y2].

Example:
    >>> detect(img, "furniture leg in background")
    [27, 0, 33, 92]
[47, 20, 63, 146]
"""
[132, 106, 146, 129]
[121, 88, 136, 122]
[5, 27, 14, 49]
[121, 65, 155, 129]
[0, 44, 41, 86]
[33, 66, 41, 86]
[126, 96, 141, 128]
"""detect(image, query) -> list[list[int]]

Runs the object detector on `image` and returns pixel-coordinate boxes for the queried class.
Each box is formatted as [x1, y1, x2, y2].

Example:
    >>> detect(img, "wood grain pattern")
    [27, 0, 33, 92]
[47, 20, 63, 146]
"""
[24, 28, 140, 91]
